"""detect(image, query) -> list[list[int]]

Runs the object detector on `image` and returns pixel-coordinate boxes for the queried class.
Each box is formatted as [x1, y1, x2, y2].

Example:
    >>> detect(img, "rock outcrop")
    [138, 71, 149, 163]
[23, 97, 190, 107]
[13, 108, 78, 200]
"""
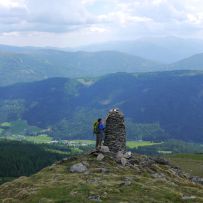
[104, 108, 126, 153]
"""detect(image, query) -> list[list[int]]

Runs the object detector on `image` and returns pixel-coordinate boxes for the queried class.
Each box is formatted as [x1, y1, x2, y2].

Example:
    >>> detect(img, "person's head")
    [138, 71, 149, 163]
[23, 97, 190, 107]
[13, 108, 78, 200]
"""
[98, 118, 102, 123]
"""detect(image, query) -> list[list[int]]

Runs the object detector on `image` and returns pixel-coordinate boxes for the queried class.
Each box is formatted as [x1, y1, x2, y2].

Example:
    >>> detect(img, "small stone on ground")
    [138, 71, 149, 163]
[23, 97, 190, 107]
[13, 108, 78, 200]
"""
[121, 158, 128, 166]
[97, 154, 105, 161]
[88, 195, 102, 202]
[70, 163, 87, 173]
[100, 146, 110, 153]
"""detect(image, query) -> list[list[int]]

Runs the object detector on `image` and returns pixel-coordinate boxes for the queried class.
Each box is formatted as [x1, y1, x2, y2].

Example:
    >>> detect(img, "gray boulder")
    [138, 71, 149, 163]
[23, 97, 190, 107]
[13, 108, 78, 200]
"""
[121, 158, 128, 166]
[153, 157, 169, 165]
[70, 163, 88, 173]
[151, 173, 165, 179]
[116, 151, 124, 162]
[191, 176, 203, 185]
[123, 151, 132, 159]
[97, 154, 105, 161]
[182, 196, 196, 200]
[100, 146, 110, 153]
[88, 195, 101, 202]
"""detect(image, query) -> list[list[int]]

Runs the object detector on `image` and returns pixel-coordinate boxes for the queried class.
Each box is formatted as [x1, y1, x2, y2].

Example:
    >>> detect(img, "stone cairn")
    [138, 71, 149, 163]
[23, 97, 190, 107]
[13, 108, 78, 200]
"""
[104, 108, 126, 153]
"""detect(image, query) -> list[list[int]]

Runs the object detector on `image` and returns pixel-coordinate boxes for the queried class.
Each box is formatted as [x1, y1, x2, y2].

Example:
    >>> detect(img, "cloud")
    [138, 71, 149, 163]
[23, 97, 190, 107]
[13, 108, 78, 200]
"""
[94, 0, 203, 39]
[0, 0, 203, 33]
[0, 0, 25, 8]
[0, 0, 97, 32]
[0, 0, 203, 46]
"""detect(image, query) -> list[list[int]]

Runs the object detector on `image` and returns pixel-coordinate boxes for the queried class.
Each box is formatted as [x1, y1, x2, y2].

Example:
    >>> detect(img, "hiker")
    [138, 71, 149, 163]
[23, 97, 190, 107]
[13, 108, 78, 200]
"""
[93, 118, 105, 149]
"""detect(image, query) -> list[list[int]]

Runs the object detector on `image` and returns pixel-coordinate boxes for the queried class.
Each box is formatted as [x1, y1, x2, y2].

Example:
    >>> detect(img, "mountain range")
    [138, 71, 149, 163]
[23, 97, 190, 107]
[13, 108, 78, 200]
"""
[1, 43, 203, 86]
[76, 37, 203, 63]
[0, 49, 160, 86]
[1, 70, 203, 142]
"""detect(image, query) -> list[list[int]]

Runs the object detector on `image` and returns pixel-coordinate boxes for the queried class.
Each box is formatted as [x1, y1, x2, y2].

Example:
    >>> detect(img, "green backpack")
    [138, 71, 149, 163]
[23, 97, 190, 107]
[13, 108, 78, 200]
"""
[93, 121, 99, 134]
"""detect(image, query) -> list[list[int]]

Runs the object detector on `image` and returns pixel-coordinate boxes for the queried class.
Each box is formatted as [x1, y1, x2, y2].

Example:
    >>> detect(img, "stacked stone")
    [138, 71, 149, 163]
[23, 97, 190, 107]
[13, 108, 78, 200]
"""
[104, 109, 126, 153]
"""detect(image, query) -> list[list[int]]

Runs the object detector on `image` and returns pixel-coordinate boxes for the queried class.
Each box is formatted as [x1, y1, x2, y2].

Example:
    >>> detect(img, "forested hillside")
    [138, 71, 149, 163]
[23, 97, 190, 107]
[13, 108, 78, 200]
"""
[0, 140, 65, 183]
[1, 70, 203, 142]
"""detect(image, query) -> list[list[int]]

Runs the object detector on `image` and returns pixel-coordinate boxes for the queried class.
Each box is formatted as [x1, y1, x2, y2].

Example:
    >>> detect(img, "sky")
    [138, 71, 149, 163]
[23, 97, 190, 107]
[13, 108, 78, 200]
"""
[0, 0, 203, 47]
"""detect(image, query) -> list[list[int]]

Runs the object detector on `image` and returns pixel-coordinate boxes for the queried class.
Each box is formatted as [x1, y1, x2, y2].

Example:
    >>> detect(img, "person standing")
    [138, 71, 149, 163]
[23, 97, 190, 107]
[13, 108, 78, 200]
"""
[93, 118, 105, 149]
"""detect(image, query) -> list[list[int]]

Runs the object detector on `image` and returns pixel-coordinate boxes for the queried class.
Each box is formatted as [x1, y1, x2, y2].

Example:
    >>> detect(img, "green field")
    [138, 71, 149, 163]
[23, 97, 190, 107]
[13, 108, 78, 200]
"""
[24, 135, 52, 143]
[166, 154, 203, 177]
[65, 140, 160, 148]
[0, 120, 41, 133]
[0, 122, 12, 127]
[0, 135, 52, 144]
[127, 141, 160, 148]
[68, 140, 95, 145]
[0, 136, 160, 149]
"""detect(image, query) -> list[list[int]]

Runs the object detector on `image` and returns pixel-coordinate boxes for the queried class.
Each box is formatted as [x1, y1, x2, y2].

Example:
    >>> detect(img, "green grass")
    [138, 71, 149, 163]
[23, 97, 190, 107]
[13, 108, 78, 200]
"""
[169, 153, 203, 160]
[24, 135, 52, 143]
[0, 122, 11, 127]
[0, 120, 41, 135]
[166, 154, 203, 177]
[68, 140, 95, 145]
[66, 140, 160, 148]
[0, 177, 15, 185]
[0, 136, 160, 149]
[0, 135, 22, 141]
[45, 149, 70, 155]
[0, 135, 52, 143]
[127, 141, 161, 149]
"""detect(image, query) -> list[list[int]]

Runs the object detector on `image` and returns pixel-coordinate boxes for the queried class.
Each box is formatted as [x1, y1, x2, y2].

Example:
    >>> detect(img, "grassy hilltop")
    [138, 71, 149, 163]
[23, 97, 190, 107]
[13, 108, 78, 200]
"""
[0, 152, 203, 203]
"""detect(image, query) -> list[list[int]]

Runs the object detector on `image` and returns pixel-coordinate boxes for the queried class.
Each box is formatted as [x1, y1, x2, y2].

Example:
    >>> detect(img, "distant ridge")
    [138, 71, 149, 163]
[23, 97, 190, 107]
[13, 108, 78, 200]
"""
[76, 37, 203, 63]
[2, 42, 203, 86]
[0, 49, 160, 86]
[168, 53, 203, 70]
